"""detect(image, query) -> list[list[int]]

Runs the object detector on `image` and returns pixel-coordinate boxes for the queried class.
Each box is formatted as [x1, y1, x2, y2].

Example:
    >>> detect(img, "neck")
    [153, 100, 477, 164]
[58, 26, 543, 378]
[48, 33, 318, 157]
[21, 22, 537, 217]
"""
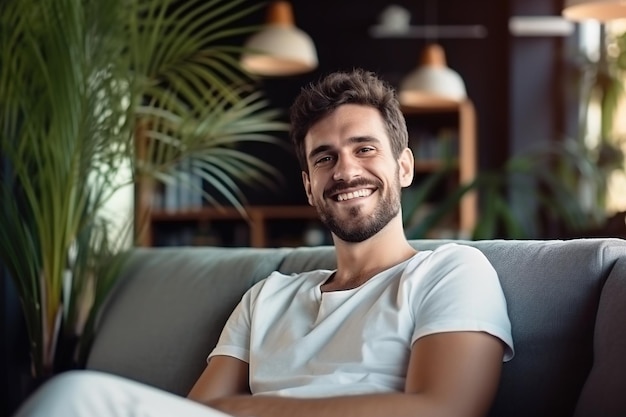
[323, 216, 417, 292]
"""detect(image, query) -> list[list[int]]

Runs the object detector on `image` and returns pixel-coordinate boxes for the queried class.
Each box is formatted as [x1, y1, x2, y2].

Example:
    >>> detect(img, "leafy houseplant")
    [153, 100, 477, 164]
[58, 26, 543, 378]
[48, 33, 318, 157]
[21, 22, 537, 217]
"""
[402, 138, 612, 240]
[403, 28, 626, 241]
[0, 0, 288, 379]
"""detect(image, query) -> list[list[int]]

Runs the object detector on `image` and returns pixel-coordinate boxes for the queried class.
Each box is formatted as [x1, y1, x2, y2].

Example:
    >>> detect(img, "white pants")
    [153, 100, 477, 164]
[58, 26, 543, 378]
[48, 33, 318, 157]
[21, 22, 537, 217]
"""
[13, 370, 232, 417]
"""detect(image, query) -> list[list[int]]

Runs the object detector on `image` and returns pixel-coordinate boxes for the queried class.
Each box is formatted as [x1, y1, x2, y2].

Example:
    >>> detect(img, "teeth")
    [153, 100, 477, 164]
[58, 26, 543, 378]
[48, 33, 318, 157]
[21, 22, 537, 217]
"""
[336, 189, 372, 201]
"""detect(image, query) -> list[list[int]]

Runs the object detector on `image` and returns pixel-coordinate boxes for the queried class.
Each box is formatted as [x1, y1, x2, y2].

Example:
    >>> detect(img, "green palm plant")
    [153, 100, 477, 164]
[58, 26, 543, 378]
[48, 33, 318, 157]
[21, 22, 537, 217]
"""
[0, 0, 288, 378]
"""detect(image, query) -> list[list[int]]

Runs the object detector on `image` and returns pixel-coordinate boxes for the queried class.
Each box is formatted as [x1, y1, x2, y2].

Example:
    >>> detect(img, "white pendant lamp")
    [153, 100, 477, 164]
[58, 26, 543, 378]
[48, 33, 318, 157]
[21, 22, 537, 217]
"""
[563, 0, 626, 22]
[399, 43, 467, 108]
[241, 1, 318, 76]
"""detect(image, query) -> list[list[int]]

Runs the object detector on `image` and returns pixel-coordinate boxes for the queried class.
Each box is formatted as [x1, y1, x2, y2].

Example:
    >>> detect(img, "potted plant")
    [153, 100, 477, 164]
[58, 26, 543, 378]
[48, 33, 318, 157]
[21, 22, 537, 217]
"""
[402, 135, 623, 240]
[0, 0, 288, 381]
[403, 28, 626, 241]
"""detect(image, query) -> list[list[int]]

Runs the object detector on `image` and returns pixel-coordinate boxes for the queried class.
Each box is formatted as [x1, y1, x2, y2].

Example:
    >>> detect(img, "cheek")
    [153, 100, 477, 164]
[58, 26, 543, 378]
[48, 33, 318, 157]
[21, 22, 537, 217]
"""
[308, 180, 322, 200]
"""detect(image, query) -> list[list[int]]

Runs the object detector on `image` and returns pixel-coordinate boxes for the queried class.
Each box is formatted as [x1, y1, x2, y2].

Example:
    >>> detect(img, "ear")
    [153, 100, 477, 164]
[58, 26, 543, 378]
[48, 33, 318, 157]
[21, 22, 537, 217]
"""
[302, 171, 315, 206]
[398, 147, 414, 188]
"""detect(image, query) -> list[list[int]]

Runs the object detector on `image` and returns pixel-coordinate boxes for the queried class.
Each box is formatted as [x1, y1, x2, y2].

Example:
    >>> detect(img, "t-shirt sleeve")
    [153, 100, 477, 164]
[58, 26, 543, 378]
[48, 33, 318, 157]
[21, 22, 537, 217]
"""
[207, 281, 261, 364]
[411, 244, 515, 361]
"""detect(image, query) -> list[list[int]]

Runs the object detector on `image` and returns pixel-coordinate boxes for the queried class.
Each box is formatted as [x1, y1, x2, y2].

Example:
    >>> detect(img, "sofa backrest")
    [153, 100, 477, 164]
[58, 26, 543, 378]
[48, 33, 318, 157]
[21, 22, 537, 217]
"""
[86, 239, 626, 417]
[86, 247, 289, 395]
[277, 239, 626, 417]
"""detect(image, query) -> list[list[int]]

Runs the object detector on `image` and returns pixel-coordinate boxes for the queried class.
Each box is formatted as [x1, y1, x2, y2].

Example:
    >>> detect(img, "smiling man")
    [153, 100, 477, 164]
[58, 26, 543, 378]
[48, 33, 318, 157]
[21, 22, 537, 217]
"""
[187, 69, 514, 417]
[14, 69, 514, 417]
[301, 104, 409, 245]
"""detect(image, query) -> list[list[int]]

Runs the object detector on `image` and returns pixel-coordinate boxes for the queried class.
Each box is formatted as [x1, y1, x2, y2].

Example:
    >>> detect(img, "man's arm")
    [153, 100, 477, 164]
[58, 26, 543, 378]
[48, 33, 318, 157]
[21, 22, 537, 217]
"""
[187, 356, 251, 402]
[188, 331, 505, 417]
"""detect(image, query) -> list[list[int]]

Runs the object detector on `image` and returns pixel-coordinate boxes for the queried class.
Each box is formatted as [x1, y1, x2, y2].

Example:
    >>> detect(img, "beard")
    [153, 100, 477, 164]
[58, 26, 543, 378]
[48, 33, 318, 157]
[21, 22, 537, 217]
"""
[315, 172, 402, 243]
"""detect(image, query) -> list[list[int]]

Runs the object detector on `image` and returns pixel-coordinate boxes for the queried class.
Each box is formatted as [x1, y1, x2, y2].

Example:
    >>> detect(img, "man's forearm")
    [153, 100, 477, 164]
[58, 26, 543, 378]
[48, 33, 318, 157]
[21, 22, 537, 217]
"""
[204, 392, 450, 417]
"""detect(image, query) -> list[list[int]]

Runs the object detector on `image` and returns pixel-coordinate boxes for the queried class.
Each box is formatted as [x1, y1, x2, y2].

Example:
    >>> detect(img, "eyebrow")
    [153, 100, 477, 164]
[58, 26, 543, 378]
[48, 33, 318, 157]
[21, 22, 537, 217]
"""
[307, 136, 381, 161]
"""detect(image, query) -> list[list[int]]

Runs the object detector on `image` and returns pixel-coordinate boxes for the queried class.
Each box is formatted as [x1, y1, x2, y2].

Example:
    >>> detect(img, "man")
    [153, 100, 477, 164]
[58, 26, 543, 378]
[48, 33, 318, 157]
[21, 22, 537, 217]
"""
[186, 69, 513, 416]
[14, 69, 513, 417]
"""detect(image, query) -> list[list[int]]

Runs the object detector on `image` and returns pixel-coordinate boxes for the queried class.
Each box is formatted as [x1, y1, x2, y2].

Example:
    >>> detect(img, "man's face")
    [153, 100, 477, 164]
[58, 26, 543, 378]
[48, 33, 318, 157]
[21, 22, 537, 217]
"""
[301, 104, 413, 243]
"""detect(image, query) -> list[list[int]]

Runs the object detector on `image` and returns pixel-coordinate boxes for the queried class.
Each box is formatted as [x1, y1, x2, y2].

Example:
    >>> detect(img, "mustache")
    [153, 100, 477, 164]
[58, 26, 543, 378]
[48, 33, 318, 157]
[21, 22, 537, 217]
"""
[324, 178, 382, 198]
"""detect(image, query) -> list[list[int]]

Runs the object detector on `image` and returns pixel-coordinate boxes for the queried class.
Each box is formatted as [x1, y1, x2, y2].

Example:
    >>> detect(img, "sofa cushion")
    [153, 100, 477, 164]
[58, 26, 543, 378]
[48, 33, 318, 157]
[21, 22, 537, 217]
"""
[86, 246, 289, 395]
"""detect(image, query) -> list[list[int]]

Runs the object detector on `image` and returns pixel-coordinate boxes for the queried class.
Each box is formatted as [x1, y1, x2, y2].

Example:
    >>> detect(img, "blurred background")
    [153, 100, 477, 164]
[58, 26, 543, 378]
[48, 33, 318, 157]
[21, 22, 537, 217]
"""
[144, 0, 626, 246]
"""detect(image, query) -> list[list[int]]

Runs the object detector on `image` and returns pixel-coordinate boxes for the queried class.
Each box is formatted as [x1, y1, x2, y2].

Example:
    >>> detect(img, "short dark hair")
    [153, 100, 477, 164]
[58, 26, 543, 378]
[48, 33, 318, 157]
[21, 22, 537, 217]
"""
[289, 68, 408, 172]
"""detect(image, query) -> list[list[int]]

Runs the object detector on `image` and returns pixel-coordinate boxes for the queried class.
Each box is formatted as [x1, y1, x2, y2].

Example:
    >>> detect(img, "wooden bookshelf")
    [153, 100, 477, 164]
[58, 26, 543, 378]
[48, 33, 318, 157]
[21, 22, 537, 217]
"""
[135, 99, 477, 246]
[402, 99, 477, 238]
[138, 205, 322, 248]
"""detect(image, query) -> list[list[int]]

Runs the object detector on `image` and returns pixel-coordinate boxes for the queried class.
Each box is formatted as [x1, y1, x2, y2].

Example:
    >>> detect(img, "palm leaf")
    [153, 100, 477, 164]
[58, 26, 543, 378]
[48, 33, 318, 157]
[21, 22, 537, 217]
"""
[0, 0, 287, 377]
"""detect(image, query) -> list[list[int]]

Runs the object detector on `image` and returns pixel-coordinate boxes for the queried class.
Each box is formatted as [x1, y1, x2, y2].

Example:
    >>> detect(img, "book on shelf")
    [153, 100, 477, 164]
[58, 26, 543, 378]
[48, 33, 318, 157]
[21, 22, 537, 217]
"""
[158, 160, 204, 213]
[410, 127, 459, 163]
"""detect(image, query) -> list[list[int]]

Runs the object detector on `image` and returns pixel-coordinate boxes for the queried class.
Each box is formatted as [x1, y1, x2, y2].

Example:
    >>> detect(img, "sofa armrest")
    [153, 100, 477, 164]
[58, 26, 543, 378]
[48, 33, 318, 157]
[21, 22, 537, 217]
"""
[574, 256, 626, 417]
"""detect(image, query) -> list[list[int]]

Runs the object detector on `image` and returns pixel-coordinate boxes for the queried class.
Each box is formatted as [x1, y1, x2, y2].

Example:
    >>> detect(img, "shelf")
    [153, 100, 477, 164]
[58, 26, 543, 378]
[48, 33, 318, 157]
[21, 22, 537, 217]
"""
[150, 205, 318, 221]
[146, 205, 322, 248]
[403, 99, 477, 237]
[413, 159, 458, 173]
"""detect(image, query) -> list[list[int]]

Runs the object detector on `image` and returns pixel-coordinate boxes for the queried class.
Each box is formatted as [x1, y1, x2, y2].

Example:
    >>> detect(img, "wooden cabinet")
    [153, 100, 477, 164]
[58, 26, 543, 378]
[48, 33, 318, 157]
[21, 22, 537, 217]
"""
[402, 99, 477, 238]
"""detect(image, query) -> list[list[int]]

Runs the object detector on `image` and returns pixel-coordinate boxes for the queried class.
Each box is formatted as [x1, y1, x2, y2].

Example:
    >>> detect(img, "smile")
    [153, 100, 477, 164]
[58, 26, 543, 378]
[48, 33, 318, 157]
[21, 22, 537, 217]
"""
[336, 188, 373, 202]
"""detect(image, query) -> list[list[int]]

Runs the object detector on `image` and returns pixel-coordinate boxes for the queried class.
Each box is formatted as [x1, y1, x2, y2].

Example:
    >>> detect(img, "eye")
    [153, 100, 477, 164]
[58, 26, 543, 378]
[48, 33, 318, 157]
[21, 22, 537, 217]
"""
[314, 155, 334, 166]
[357, 146, 375, 154]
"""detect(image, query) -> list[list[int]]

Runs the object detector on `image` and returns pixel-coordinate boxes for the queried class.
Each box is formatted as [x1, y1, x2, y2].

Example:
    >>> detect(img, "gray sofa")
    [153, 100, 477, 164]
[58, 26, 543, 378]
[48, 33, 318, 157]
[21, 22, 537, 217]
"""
[86, 238, 626, 417]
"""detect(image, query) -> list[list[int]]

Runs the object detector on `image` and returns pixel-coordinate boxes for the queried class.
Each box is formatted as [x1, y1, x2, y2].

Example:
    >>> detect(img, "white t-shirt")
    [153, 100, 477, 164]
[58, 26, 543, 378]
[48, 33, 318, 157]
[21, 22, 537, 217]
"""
[209, 243, 514, 398]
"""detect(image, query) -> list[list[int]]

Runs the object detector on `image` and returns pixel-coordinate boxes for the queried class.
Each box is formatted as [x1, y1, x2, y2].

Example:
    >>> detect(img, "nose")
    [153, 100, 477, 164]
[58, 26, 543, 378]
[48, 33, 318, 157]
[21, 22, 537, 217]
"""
[332, 153, 361, 182]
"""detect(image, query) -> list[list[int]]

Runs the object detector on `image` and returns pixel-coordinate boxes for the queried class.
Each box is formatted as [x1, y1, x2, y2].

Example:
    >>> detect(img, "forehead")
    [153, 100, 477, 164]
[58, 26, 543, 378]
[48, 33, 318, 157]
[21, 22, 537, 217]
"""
[304, 104, 389, 151]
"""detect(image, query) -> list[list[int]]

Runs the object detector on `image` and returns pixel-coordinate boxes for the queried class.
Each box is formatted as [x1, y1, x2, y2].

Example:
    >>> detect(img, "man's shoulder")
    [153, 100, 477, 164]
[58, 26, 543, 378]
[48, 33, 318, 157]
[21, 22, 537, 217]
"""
[250, 268, 334, 294]
[418, 242, 489, 264]
[401, 243, 495, 286]
[266, 268, 335, 281]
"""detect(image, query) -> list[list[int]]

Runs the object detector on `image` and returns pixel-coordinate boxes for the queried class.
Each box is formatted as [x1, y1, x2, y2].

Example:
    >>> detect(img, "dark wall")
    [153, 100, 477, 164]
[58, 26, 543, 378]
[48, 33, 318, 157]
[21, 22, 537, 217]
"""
[506, 0, 579, 233]
[509, 0, 572, 154]
[0, 268, 9, 417]
[0, 155, 31, 416]
[0, 270, 30, 417]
